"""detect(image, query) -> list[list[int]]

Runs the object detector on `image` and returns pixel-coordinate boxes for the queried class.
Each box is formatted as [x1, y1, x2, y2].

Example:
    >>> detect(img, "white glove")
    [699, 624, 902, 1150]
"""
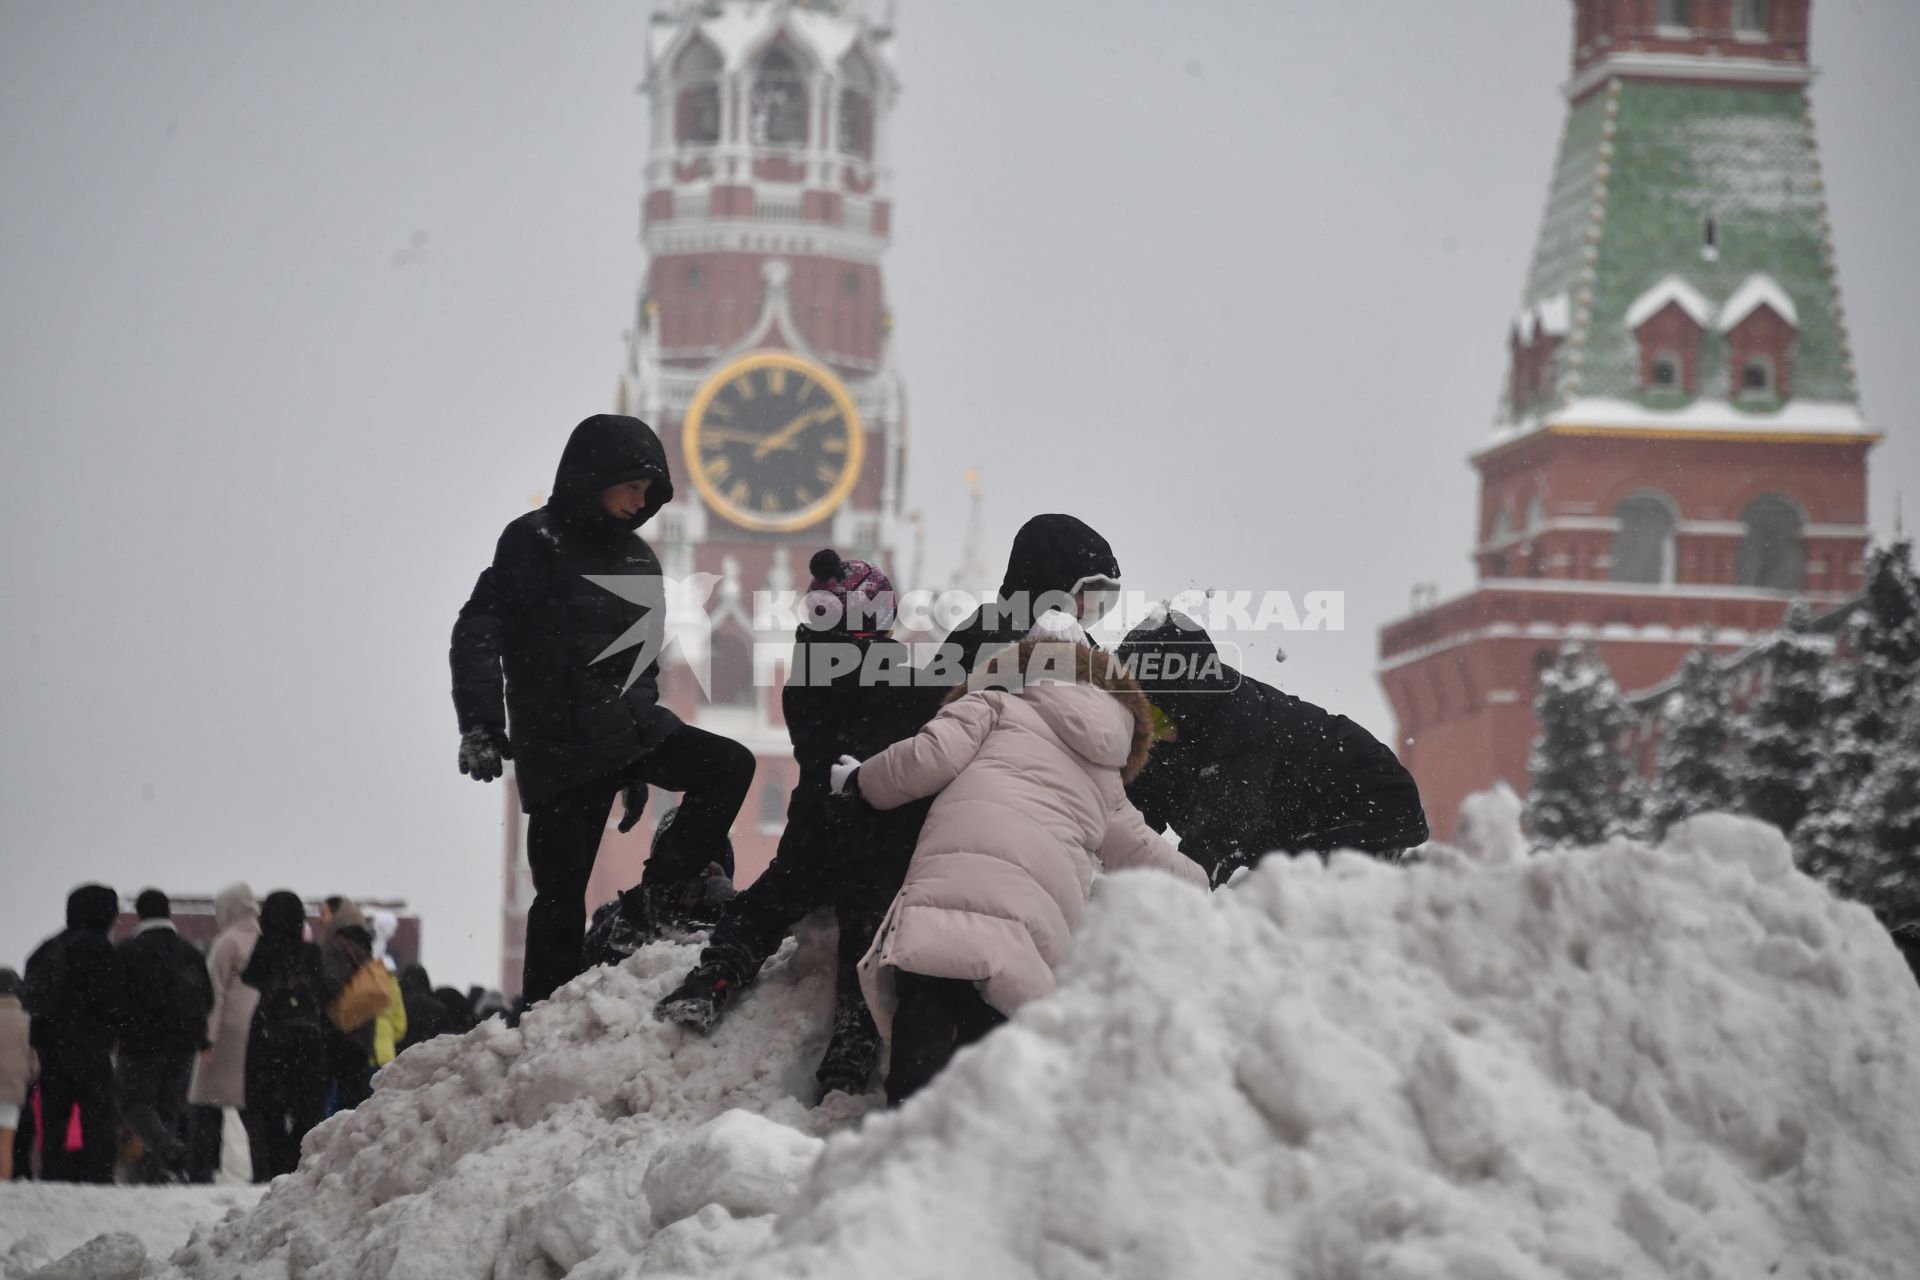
[830, 754, 862, 796]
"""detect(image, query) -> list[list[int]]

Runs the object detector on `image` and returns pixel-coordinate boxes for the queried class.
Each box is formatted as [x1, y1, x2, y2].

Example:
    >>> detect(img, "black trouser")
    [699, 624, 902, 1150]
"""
[885, 971, 1005, 1107]
[37, 1050, 117, 1183]
[701, 791, 910, 978]
[117, 1048, 194, 1181]
[246, 1038, 328, 1181]
[524, 723, 755, 1005]
[185, 1104, 226, 1183]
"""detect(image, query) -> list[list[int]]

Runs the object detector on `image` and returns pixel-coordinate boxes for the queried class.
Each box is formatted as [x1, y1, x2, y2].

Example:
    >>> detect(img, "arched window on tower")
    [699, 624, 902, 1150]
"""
[839, 50, 875, 159]
[751, 46, 810, 147]
[674, 40, 722, 146]
[709, 629, 758, 707]
[1609, 493, 1678, 585]
[1735, 496, 1806, 592]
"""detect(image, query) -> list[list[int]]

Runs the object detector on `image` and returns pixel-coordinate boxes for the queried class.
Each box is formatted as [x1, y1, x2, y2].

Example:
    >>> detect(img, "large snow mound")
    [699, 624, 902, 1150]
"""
[153, 810, 1919, 1280]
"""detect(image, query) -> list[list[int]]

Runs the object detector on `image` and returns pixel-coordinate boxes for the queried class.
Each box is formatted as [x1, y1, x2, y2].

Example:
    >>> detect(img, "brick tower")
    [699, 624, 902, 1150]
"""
[1377, 0, 1878, 841]
[504, 0, 906, 990]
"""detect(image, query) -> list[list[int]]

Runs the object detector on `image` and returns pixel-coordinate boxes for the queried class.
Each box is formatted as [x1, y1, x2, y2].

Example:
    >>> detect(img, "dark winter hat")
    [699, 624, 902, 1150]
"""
[804, 548, 897, 636]
[999, 514, 1120, 603]
[1115, 607, 1232, 723]
[65, 883, 120, 934]
[135, 888, 171, 920]
[0, 968, 22, 999]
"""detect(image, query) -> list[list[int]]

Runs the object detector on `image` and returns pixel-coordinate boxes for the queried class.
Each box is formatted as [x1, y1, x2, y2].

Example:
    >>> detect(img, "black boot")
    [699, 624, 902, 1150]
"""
[814, 987, 882, 1100]
[653, 960, 745, 1033]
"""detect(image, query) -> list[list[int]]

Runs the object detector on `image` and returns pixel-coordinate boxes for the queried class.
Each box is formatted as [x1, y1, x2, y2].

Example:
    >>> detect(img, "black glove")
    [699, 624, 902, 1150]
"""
[458, 725, 510, 782]
[617, 781, 648, 834]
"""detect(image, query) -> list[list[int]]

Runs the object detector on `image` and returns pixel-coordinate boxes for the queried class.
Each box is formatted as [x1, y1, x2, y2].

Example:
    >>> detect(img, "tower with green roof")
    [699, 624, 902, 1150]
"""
[1378, 0, 1879, 840]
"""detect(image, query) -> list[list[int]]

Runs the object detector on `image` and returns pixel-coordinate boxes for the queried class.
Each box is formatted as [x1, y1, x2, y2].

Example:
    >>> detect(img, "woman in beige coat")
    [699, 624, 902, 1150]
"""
[186, 882, 260, 1181]
[841, 628, 1206, 1104]
[0, 967, 35, 1180]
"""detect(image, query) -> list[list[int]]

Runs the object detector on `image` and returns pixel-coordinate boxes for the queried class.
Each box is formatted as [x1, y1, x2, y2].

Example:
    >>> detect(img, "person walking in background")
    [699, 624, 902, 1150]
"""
[0, 968, 35, 1181]
[114, 889, 214, 1183]
[316, 897, 384, 1112]
[394, 965, 458, 1053]
[240, 891, 329, 1181]
[366, 911, 407, 1072]
[23, 884, 122, 1183]
[450, 414, 754, 1005]
[839, 621, 1207, 1104]
[186, 882, 261, 1183]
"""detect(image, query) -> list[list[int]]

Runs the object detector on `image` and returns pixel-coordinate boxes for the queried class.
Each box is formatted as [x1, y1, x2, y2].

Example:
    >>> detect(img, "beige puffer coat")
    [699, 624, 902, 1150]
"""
[0, 993, 33, 1110]
[856, 640, 1206, 1038]
[189, 883, 262, 1109]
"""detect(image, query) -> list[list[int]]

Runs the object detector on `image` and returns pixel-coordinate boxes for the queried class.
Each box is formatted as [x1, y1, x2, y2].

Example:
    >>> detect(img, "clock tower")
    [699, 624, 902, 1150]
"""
[602, 0, 904, 896]
[1376, 0, 1878, 841]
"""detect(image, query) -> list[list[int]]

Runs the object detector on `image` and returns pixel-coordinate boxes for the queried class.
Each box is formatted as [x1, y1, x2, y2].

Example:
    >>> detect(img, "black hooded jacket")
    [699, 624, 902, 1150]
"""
[23, 884, 123, 1059]
[1118, 613, 1429, 882]
[451, 415, 685, 807]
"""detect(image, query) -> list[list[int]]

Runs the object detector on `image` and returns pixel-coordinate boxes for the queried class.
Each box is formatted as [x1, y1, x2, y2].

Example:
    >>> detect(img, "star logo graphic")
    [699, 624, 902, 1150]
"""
[582, 571, 725, 695]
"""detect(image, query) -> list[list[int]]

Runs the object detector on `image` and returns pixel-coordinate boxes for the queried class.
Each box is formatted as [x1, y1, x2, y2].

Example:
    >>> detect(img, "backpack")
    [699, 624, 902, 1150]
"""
[256, 950, 328, 1043]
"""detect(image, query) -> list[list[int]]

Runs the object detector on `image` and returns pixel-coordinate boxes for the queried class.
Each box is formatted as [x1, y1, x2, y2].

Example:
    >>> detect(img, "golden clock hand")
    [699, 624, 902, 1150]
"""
[753, 405, 839, 458]
[698, 428, 767, 446]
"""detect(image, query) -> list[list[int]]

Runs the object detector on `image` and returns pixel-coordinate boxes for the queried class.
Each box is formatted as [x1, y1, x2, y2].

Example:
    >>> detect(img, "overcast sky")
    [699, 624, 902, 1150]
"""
[3, 1, 1916, 988]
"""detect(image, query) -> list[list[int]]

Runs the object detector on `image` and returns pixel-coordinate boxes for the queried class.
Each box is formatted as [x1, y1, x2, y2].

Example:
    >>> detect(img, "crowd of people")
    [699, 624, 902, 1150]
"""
[2, 888, 497, 1185]
[453, 414, 1431, 1108]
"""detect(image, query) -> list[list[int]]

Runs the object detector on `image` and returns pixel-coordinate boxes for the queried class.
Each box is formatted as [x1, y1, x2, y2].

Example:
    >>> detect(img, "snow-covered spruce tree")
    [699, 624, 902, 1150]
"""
[1527, 642, 1643, 847]
[1649, 642, 1737, 837]
[1797, 541, 1920, 888]
[1851, 699, 1920, 946]
[1735, 600, 1827, 836]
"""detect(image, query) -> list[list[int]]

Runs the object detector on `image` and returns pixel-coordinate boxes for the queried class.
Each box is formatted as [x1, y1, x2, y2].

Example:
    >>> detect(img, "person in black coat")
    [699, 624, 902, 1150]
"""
[240, 891, 329, 1181]
[916, 513, 1123, 700]
[114, 889, 213, 1183]
[655, 550, 920, 1098]
[22, 884, 122, 1183]
[451, 414, 755, 1005]
[395, 965, 459, 1052]
[1116, 610, 1429, 885]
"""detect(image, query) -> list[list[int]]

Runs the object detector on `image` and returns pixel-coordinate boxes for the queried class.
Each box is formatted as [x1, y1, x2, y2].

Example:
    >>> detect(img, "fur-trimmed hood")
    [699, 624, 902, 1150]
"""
[945, 639, 1154, 783]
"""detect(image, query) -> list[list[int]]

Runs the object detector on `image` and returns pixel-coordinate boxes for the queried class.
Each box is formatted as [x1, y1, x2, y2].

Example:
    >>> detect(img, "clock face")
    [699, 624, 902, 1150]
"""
[682, 352, 866, 532]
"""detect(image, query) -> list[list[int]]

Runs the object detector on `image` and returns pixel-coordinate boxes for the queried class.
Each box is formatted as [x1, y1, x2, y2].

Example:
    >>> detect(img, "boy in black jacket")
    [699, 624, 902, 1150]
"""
[656, 550, 919, 1097]
[1117, 609, 1429, 884]
[452, 415, 755, 1006]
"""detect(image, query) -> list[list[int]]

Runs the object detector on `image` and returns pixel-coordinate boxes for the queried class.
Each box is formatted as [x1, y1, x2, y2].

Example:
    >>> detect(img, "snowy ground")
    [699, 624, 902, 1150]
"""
[11, 802, 1920, 1279]
[0, 1184, 261, 1279]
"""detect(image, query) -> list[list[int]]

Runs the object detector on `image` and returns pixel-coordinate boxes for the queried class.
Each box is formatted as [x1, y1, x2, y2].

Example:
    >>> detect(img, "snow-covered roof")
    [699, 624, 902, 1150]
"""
[1482, 395, 1875, 455]
[1717, 272, 1799, 332]
[1513, 293, 1572, 344]
[1623, 275, 1713, 331]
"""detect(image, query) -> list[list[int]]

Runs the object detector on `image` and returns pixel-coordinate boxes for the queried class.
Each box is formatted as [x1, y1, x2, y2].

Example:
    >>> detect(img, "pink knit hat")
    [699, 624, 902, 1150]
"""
[804, 548, 897, 636]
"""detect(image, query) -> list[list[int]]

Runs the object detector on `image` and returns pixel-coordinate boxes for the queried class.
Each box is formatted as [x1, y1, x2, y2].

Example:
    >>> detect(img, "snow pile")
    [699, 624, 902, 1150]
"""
[0, 1185, 260, 1279]
[163, 916, 870, 1280]
[121, 805, 1920, 1279]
